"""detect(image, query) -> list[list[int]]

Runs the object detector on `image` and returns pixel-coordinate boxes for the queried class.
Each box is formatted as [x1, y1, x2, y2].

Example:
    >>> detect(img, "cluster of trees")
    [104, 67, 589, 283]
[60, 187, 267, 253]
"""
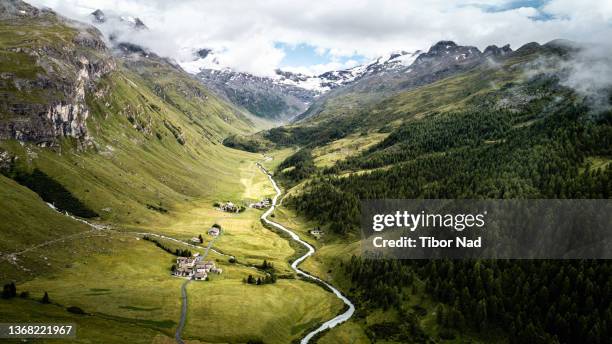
[143, 236, 192, 257]
[343, 256, 415, 310]
[264, 121, 349, 147]
[244, 260, 277, 285]
[285, 179, 359, 235]
[276, 149, 317, 185]
[258, 260, 274, 272]
[2, 282, 16, 299]
[423, 260, 612, 344]
[244, 273, 276, 285]
[146, 203, 168, 213]
[338, 108, 518, 171]
[2, 282, 48, 304]
[2, 282, 29, 299]
[222, 134, 270, 153]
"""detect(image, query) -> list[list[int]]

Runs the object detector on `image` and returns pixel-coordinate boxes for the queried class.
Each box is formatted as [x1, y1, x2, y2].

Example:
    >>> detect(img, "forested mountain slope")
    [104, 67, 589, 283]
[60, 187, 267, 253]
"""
[238, 38, 612, 344]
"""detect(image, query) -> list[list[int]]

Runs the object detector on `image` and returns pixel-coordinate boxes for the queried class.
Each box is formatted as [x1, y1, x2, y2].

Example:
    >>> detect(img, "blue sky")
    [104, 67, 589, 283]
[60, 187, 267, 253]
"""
[481, 0, 554, 20]
[275, 42, 367, 70]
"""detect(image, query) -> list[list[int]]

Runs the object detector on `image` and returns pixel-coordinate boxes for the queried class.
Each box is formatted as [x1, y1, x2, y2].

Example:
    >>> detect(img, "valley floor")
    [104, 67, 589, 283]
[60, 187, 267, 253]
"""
[0, 150, 345, 344]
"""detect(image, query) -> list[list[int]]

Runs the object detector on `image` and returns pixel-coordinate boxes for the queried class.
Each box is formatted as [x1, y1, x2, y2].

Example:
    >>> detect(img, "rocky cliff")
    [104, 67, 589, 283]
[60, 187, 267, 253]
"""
[0, 0, 115, 147]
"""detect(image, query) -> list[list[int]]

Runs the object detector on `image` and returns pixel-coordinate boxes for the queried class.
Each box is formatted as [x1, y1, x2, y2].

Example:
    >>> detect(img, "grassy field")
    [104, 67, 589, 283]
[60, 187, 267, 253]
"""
[185, 279, 343, 343]
[0, 297, 173, 344]
[311, 133, 388, 168]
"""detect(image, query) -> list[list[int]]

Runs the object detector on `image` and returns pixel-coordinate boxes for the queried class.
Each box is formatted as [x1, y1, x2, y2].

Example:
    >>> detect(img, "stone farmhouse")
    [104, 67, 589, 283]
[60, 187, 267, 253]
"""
[250, 198, 272, 209]
[208, 227, 220, 236]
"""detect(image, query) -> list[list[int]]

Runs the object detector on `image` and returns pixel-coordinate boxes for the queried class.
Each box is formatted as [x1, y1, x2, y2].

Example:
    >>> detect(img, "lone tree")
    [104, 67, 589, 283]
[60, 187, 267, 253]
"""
[2, 282, 16, 299]
[41, 292, 50, 304]
[247, 275, 255, 284]
[198, 234, 203, 243]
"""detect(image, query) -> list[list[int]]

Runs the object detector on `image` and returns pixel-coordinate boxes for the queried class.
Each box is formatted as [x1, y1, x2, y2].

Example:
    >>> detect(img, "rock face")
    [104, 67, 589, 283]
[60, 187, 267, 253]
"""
[484, 44, 513, 57]
[194, 69, 317, 121]
[0, 0, 115, 146]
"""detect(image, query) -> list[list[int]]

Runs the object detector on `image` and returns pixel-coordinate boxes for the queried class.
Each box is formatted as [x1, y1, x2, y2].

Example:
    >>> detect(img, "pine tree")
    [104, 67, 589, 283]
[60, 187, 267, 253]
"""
[2, 282, 16, 299]
[41, 292, 50, 304]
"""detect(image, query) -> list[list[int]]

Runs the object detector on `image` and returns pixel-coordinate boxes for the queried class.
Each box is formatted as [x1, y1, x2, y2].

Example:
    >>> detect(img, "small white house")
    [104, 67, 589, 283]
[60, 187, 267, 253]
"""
[309, 229, 324, 239]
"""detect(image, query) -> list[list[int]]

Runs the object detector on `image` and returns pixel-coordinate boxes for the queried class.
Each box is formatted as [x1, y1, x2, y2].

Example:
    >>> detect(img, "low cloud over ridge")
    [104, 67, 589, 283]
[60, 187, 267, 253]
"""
[29, 0, 612, 77]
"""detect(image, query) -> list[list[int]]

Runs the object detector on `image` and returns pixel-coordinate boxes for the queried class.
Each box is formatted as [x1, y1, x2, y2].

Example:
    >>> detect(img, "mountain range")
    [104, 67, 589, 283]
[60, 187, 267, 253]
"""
[180, 46, 423, 121]
[82, 9, 547, 125]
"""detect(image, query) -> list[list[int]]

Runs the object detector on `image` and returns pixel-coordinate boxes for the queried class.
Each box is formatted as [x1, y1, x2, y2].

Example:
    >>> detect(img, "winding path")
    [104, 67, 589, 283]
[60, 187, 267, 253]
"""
[175, 279, 190, 344]
[174, 229, 220, 344]
[257, 162, 355, 343]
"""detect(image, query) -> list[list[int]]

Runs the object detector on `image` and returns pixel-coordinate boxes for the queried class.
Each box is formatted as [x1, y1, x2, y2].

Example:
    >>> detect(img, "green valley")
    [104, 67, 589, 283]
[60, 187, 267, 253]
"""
[1, 1, 611, 344]
[0, 2, 344, 343]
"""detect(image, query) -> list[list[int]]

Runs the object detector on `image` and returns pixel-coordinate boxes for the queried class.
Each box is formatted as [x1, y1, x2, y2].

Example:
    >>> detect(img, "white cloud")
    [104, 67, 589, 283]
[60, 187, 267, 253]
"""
[28, 0, 612, 76]
[284, 59, 362, 76]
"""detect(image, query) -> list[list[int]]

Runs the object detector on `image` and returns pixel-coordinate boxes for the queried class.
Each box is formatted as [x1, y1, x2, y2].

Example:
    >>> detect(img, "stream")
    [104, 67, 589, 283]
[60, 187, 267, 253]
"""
[257, 162, 355, 343]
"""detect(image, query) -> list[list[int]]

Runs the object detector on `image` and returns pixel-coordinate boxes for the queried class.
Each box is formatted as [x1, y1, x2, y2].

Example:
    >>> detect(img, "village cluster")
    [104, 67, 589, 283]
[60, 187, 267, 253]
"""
[172, 252, 222, 281]
[173, 225, 224, 281]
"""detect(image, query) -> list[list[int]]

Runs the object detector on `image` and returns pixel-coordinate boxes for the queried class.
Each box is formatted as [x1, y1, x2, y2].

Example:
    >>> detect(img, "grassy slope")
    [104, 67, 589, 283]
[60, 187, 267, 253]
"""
[0, 175, 90, 255]
[1, 10, 343, 344]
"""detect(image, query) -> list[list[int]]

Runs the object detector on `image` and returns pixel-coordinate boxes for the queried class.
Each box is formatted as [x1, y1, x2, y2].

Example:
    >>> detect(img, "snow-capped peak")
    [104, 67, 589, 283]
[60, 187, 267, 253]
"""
[179, 48, 424, 94]
[180, 48, 225, 74]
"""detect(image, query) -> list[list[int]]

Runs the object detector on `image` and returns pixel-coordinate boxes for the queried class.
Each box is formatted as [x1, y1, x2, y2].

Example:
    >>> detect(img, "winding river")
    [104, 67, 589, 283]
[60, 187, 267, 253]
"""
[257, 162, 355, 343]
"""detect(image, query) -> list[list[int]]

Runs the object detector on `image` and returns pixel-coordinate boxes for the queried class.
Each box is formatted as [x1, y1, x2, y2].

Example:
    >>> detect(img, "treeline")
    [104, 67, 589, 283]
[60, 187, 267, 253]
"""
[143, 236, 192, 257]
